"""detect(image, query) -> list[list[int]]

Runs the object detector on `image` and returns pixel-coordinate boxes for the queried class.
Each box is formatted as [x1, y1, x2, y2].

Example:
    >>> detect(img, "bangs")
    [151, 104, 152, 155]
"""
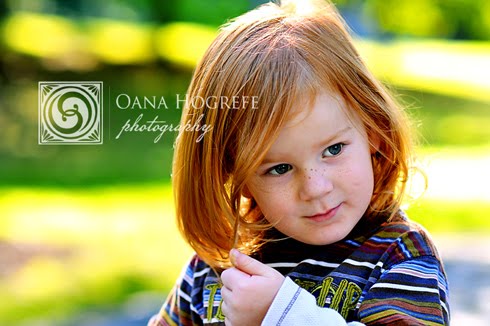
[230, 48, 320, 183]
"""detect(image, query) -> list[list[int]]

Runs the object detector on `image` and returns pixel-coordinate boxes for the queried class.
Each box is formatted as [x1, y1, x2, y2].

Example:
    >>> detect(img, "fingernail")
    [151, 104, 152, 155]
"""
[230, 249, 239, 266]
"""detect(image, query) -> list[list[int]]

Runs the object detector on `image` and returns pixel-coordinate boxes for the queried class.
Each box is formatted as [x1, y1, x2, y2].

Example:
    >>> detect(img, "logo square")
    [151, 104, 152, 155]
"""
[39, 82, 103, 145]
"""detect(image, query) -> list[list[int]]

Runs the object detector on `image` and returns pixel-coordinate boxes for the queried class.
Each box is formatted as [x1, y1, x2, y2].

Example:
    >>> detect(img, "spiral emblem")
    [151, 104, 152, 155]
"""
[39, 82, 103, 144]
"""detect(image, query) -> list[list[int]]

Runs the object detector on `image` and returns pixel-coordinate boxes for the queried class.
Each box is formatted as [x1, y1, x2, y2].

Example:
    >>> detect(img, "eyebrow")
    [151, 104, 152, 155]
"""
[260, 126, 352, 165]
[314, 125, 352, 149]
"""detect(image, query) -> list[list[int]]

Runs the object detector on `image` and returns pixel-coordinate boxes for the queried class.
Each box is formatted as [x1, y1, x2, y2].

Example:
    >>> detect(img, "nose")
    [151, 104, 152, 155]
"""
[299, 167, 334, 201]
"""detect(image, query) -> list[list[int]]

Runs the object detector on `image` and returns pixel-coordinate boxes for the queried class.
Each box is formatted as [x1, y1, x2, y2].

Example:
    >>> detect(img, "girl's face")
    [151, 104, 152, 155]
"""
[245, 92, 375, 245]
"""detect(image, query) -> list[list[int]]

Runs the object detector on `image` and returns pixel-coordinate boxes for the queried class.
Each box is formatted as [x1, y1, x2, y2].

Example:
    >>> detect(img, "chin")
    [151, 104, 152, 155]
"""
[305, 229, 350, 246]
[293, 235, 341, 246]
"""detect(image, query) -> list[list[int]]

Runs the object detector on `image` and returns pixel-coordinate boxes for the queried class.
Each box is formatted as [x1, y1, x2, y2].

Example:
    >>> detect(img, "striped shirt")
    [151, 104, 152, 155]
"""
[149, 212, 450, 325]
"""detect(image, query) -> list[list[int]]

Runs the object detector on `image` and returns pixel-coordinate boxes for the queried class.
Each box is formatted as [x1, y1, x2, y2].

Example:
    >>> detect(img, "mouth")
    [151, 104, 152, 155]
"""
[305, 203, 342, 222]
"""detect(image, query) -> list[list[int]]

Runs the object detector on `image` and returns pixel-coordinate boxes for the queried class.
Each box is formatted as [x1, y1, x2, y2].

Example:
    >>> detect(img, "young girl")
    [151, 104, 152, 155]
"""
[149, 0, 450, 325]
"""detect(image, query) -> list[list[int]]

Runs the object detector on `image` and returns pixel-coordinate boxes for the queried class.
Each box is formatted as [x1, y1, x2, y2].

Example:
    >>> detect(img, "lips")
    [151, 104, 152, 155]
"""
[305, 203, 342, 222]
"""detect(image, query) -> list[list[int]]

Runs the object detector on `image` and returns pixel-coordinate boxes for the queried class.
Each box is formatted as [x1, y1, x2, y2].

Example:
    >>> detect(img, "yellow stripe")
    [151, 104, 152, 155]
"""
[162, 312, 179, 326]
[361, 304, 443, 326]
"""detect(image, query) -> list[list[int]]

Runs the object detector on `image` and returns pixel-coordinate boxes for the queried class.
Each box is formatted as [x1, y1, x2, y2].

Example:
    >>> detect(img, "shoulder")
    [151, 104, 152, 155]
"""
[185, 254, 214, 278]
[181, 254, 217, 286]
[363, 211, 442, 268]
[187, 254, 212, 273]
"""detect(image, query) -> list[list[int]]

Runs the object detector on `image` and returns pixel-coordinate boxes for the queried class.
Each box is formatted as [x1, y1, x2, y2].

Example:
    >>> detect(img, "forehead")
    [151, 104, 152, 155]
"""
[260, 93, 363, 160]
[284, 92, 360, 130]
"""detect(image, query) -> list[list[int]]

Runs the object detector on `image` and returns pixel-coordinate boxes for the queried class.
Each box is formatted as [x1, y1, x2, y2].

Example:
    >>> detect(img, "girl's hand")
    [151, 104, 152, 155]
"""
[220, 249, 285, 326]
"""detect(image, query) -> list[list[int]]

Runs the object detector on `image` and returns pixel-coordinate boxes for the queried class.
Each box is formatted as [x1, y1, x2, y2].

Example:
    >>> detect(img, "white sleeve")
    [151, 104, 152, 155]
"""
[262, 277, 365, 326]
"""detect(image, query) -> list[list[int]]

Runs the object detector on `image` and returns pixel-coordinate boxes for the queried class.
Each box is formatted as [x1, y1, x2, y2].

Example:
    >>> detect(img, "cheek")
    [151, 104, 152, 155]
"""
[252, 185, 292, 221]
[340, 158, 374, 191]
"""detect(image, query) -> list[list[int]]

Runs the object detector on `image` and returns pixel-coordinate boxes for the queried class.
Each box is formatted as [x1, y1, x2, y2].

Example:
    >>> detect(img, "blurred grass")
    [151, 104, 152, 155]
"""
[400, 89, 490, 147]
[0, 184, 192, 324]
[0, 65, 189, 187]
[0, 182, 489, 324]
[1, 12, 217, 70]
[407, 199, 490, 233]
[0, 69, 488, 187]
[358, 39, 490, 102]
[154, 22, 217, 68]
[2, 12, 489, 100]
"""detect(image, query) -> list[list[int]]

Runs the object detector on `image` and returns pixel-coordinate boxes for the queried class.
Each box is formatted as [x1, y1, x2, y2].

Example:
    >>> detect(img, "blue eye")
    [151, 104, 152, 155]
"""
[323, 143, 343, 157]
[267, 164, 292, 175]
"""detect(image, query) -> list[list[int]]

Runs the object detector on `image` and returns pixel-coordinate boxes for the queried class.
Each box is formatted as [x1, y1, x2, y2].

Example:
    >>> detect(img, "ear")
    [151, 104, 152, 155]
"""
[369, 132, 381, 155]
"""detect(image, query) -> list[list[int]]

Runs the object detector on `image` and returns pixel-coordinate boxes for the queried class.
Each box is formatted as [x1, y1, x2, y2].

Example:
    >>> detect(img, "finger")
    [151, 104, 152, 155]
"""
[220, 284, 232, 303]
[230, 249, 275, 277]
[221, 299, 229, 319]
[221, 267, 250, 288]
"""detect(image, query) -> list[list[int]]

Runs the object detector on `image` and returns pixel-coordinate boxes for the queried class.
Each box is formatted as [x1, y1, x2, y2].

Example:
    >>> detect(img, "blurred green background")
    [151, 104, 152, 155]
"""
[0, 0, 489, 325]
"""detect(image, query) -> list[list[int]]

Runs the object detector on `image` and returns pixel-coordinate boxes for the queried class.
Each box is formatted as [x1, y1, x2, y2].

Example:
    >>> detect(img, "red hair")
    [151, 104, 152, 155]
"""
[172, 0, 413, 269]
